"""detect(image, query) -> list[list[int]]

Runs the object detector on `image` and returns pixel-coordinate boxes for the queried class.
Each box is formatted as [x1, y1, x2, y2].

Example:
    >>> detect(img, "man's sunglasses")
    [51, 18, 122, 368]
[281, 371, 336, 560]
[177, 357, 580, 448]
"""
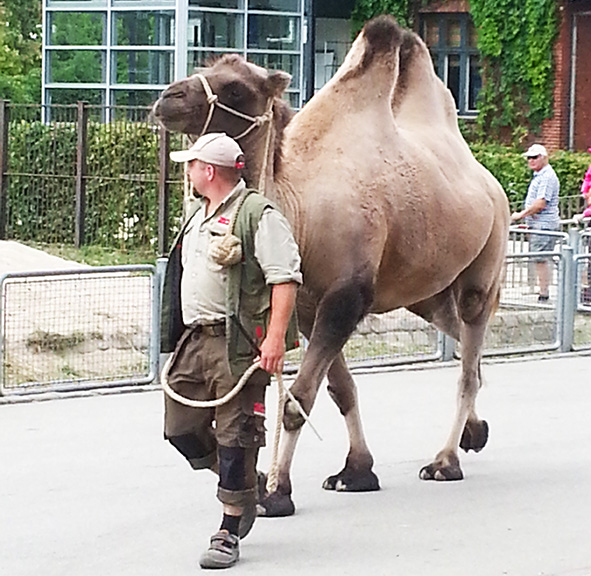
[527, 155, 540, 160]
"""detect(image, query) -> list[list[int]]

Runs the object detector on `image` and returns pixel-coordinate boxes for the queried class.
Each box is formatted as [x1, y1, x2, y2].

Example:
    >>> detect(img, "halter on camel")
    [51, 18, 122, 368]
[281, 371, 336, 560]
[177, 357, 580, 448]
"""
[194, 73, 275, 194]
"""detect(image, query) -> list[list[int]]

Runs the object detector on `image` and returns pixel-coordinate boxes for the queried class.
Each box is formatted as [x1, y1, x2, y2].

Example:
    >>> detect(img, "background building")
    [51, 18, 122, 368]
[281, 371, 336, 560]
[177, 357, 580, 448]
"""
[39, 0, 486, 119]
[42, 0, 357, 111]
[41, 0, 590, 150]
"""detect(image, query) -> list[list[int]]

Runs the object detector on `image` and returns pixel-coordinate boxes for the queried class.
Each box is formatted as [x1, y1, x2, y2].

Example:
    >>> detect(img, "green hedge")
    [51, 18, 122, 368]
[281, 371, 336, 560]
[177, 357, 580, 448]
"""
[6, 115, 185, 251]
[5, 116, 591, 252]
[470, 143, 590, 213]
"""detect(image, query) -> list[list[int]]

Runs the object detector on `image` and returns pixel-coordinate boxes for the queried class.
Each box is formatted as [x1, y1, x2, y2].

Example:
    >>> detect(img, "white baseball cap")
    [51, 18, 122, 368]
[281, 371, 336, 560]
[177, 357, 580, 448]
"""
[170, 132, 245, 168]
[523, 144, 548, 158]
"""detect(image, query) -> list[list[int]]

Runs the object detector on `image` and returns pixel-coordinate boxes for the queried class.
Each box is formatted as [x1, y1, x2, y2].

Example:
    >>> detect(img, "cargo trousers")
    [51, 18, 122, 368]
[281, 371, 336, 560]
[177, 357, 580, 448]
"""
[164, 324, 269, 508]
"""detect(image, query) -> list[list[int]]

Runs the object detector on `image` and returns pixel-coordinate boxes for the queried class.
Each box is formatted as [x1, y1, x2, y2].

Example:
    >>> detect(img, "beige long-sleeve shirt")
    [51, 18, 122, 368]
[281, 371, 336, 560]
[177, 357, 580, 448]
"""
[181, 180, 302, 326]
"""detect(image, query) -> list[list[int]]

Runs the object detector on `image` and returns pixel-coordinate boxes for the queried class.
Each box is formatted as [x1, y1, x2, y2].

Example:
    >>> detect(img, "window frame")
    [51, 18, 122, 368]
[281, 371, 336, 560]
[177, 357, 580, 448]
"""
[43, 0, 307, 113]
[420, 12, 480, 117]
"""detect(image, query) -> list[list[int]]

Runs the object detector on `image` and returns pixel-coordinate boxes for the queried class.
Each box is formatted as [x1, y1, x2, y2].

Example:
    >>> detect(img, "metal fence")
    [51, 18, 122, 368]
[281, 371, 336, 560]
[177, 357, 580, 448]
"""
[0, 265, 159, 396]
[1, 100, 589, 258]
[3, 227, 591, 397]
[0, 101, 186, 255]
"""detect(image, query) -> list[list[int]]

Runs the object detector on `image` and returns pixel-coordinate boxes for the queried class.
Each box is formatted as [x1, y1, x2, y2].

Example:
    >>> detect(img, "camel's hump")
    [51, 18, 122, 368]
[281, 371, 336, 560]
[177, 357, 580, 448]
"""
[361, 15, 404, 62]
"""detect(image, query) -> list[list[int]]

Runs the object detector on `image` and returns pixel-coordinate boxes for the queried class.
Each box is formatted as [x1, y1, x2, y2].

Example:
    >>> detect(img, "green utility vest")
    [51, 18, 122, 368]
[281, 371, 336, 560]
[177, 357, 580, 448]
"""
[160, 188, 299, 376]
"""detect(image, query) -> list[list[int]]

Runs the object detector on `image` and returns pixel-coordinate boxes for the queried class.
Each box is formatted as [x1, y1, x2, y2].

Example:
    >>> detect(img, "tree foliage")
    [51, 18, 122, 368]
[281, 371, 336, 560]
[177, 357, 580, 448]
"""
[0, 0, 42, 102]
[470, 0, 558, 141]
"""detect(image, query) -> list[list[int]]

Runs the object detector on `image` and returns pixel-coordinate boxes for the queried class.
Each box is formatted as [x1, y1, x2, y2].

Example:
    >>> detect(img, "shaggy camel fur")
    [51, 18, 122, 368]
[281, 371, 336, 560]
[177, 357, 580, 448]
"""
[152, 15, 510, 517]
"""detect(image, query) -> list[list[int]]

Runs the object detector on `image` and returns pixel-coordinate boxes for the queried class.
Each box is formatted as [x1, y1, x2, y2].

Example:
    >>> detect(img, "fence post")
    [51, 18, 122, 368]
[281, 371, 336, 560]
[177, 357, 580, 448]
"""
[75, 101, 89, 249]
[0, 100, 9, 240]
[439, 331, 456, 361]
[560, 245, 575, 353]
[155, 257, 168, 385]
[568, 226, 580, 255]
[158, 127, 170, 256]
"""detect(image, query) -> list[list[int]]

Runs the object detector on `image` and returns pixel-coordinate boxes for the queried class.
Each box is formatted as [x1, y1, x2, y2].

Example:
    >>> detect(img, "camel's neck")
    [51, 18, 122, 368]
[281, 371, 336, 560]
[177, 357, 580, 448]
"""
[239, 117, 300, 233]
[240, 124, 275, 195]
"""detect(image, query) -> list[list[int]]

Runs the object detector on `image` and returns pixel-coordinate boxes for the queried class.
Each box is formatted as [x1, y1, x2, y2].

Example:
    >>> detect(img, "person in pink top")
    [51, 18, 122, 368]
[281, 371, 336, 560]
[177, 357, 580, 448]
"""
[575, 147, 591, 304]
[581, 147, 591, 219]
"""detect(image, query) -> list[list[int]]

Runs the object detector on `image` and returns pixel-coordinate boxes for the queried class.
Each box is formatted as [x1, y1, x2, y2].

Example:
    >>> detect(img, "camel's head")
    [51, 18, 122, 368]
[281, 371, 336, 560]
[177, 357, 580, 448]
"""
[152, 54, 291, 138]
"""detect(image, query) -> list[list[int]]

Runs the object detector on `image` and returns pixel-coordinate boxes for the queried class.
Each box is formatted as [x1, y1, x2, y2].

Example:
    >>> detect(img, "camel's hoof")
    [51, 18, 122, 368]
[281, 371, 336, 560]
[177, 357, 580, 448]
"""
[419, 462, 464, 481]
[283, 398, 306, 431]
[460, 419, 489, 453]
[419, 452, 463, 481]
[257, 491, 295, 517]
[322, 468, 380, 492]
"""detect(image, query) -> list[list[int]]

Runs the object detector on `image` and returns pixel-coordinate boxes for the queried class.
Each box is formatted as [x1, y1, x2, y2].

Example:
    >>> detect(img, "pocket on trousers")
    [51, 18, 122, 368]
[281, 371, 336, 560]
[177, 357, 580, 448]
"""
[238, 412, 266, 448]
[237, 368, 269, 448]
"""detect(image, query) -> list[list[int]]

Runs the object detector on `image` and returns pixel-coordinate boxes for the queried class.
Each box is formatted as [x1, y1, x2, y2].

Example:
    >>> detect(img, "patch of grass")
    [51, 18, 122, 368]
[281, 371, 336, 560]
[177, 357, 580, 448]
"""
[25, 242, 157, 266]
[60, 364, 81, 378]
[26, 330, 86, 353]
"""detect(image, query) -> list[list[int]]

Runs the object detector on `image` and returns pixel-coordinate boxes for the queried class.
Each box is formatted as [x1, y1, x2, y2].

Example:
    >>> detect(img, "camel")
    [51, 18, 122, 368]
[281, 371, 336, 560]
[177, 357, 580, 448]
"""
[152, 15, 510, 517]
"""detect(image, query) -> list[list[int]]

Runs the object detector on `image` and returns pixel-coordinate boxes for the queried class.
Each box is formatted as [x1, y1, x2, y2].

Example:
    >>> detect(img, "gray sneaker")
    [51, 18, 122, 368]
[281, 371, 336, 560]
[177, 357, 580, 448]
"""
[199, 531, 240, 570]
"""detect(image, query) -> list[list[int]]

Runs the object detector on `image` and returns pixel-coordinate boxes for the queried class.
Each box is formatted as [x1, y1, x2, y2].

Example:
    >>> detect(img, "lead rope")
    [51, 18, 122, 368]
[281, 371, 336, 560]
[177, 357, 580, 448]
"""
[256, 97, 275, 195]
[160, 355, 321, 493]
[266, 372, 285, 494]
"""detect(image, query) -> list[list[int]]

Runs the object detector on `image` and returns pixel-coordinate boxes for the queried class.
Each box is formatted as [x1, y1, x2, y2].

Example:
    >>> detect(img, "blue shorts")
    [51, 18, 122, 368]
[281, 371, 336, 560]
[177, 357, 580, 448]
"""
[530, 231, 557, 261]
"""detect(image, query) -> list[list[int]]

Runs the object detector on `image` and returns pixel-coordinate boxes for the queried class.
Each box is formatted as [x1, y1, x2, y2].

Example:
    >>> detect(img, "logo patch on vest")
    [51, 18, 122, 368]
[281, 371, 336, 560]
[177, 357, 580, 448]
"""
[253, 402, 265, 417]
[217, 216, 230, 225]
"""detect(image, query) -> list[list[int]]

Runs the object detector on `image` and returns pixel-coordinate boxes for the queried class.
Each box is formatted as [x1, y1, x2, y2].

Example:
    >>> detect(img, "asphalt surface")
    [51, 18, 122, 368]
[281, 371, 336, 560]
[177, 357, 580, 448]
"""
[1, 355, 591, 576]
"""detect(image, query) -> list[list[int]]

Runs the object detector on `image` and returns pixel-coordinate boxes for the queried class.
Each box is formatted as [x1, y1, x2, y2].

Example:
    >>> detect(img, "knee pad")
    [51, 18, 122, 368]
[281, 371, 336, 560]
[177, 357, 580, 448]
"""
[167, 433, 215, 469]
[218, 445, 246, 492]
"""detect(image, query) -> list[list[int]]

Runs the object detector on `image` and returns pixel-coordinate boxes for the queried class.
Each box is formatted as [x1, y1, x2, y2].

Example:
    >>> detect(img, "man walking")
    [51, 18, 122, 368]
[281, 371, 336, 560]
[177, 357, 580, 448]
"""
[160, 132, 302, 569]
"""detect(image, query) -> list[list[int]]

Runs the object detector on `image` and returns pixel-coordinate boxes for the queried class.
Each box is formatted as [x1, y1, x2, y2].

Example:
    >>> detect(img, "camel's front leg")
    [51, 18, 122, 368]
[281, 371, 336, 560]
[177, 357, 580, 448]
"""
[419, 304, 489, 481]
[258, 277, 374, 516]
[256, 427, 302, 517]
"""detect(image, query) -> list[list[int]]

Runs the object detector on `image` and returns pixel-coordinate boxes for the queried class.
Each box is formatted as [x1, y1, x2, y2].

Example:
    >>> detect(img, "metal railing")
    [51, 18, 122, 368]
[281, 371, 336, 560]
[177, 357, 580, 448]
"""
[0, 265, 159, 396]
[3, 228, 591, 397]
[0, 100, 187, 255]
[1, 99, 589, 257]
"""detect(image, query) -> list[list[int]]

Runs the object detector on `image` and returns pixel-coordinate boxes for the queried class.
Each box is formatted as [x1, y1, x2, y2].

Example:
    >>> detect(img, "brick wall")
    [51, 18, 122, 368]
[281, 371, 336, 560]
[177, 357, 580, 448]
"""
[540, 1, 571, 151]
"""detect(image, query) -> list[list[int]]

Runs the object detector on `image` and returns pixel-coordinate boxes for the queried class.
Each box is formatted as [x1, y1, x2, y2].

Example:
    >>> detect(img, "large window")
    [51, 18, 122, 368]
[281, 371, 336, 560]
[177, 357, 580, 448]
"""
[185, 0, 303, 106]
[43, 0, 305, 110]
[47, 49, 105, 83]
[48, 12, 105, 45]
[112, 11, 174, 46]
[188, 11, 244, 50]
[420, 13, 481, 116]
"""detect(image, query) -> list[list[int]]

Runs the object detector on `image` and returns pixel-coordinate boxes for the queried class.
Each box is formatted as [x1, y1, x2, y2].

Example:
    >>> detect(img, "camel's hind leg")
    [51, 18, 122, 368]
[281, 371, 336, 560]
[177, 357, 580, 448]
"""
[322, 352, 380, 492]
[409, 285, 489, 460]
[418, 282, 499, 481]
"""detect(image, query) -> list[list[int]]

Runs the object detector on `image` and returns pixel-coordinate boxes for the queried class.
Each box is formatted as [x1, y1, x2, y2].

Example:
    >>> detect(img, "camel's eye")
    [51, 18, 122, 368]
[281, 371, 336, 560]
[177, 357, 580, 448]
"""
[166, 88, 185, 100]
[224, 83, 243, 102]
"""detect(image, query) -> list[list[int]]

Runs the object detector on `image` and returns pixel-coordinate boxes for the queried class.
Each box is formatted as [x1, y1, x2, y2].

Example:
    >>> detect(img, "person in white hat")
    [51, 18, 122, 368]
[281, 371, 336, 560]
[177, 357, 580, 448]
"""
[511, 143, 560, 302]
[160, 132, 302, 569]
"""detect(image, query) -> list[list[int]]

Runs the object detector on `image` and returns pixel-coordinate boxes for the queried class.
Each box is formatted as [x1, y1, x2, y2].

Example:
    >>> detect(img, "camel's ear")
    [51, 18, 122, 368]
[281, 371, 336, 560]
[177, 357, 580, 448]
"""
[265, 70, 291, 97]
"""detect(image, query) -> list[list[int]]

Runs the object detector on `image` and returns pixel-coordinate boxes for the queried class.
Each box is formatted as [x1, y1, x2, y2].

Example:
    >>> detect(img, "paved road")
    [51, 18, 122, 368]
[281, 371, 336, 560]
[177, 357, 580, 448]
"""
[1, 355, 591, 576]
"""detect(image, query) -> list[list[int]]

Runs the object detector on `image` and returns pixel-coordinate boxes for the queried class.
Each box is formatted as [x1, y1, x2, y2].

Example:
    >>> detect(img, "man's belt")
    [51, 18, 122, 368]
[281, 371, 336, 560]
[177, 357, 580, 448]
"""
[192, 322, 226, 337]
